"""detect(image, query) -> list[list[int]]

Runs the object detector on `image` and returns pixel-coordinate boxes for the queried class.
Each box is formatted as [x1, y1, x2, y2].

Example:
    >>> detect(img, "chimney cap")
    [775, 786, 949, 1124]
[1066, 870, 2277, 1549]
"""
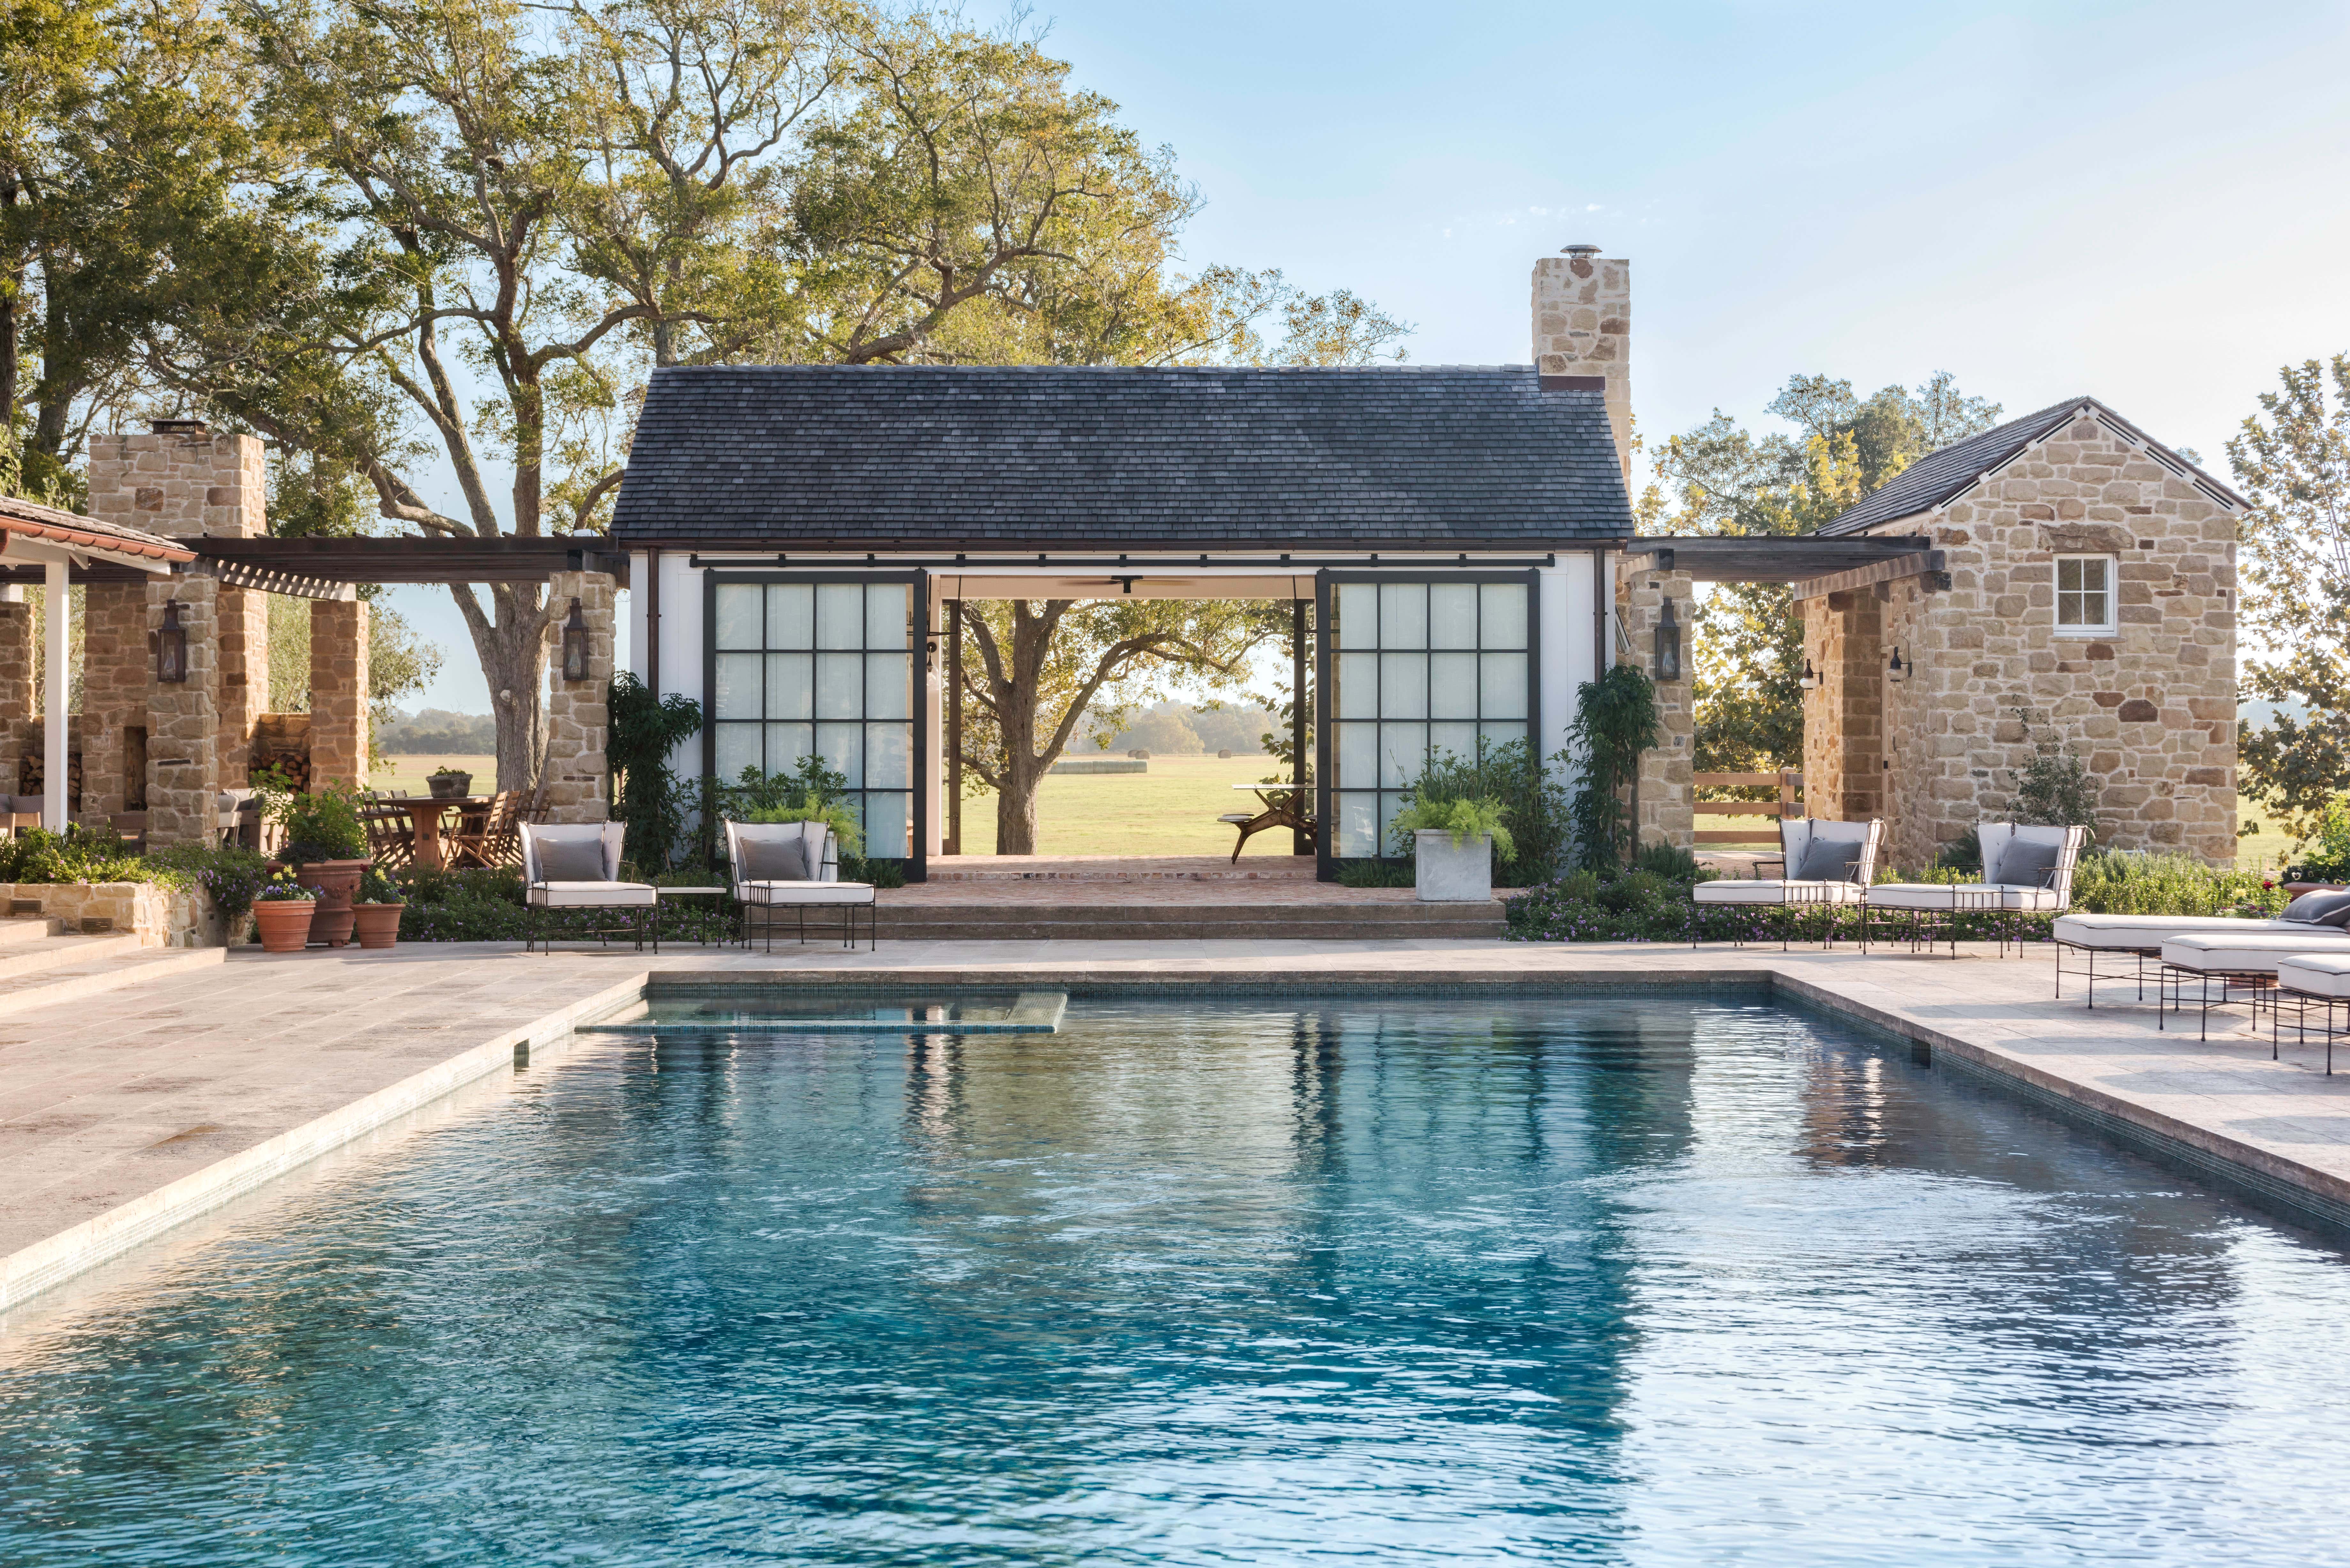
[1560, 244, 1602, 257]
[150, 417, 208, 436]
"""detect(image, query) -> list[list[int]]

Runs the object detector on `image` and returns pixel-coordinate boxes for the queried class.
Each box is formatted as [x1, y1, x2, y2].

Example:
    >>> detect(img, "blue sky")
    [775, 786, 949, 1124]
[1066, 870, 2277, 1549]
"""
[389, 0, 2350, 711]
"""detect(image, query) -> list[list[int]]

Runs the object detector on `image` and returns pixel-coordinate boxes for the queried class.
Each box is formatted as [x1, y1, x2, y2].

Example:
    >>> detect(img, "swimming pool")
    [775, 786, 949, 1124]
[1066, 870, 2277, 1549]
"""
[4, 995, 2348, 1564]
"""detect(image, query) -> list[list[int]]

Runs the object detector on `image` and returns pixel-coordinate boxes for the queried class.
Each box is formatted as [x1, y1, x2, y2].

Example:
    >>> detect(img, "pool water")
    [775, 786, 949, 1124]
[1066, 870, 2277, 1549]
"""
[5, 996, 2350, 1565]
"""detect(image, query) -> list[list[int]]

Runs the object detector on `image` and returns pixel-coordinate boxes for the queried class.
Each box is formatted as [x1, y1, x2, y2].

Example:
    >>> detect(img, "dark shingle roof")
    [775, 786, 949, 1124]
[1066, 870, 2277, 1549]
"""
[611, 364, 1631, 550]
[1817, 396, 2246, 536]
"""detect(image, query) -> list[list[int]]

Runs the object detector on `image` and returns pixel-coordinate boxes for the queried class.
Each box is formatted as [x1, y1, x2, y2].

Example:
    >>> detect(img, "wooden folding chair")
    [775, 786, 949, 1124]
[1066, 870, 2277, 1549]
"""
[361, 803, 416, 871]
[446, 790, 523, 870]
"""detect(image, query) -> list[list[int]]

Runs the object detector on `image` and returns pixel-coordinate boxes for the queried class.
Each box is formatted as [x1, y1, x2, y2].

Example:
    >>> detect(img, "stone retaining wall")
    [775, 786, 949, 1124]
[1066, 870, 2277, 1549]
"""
[0, 880, 231, 946]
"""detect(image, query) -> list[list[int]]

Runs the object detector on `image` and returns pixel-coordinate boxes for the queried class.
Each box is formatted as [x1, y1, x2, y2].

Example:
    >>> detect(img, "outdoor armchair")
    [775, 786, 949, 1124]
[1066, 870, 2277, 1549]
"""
[1690, 817, 1881, 949]
[724, 818, 876, 951]
[520, 820, 657, 953]
[1863, 822, 2087, 957]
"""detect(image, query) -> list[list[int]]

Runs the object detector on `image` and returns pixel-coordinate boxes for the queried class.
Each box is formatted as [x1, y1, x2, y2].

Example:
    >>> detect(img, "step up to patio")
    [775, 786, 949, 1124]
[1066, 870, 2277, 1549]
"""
[867, 899, 1507, 942]
[0, 937, 225, 1021]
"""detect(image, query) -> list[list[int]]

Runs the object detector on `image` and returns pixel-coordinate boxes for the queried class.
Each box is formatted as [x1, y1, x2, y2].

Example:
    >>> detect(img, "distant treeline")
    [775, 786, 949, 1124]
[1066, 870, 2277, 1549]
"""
[1088, 702, 1277, 756]
[378, 708, 498, 753]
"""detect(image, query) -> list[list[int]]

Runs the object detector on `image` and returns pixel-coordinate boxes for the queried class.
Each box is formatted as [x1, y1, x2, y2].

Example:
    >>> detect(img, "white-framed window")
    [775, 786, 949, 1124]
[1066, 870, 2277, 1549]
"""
[2054, 555, 2116, 634]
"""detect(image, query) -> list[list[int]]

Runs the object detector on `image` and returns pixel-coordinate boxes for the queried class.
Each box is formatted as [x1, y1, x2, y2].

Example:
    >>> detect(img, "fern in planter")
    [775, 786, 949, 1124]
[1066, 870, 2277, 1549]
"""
[1390, 797, 1517, 859]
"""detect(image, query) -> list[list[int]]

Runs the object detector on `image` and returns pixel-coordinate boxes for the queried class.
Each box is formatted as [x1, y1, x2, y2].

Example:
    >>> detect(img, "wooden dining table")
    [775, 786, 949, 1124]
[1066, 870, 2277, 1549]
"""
[377, 795, 492, 872]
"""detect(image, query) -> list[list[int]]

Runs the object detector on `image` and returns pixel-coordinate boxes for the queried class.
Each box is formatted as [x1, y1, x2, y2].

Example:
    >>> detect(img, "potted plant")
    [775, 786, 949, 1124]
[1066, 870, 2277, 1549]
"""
[428, 766, 473, 800]
[351, 864, 406, 950]
[1391, 797, 1516, 903]
[252, 872, 320, 953]
[260, 781, 371, 947]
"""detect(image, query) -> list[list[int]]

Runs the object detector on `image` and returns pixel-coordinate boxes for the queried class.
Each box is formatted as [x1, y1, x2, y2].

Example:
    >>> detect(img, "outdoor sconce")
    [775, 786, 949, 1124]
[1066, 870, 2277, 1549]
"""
[1653, 597, 1683, 681]
[1887, 646, 1913, 683]
[1799, 658, 1819, 691]
[559, 597, 591, 682]
[155, 600, 189, 684]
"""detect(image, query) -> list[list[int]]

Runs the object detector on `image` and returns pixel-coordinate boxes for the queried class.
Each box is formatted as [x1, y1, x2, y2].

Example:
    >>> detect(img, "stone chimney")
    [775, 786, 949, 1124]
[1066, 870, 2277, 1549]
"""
[1532, 245, 1631, 481]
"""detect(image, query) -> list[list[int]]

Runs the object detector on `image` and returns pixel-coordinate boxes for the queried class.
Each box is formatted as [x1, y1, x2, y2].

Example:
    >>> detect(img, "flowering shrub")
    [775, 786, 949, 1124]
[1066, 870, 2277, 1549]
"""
[141, 842, 270, 920]
[255, 871, 318, 902]
[0, 825, 156, 887]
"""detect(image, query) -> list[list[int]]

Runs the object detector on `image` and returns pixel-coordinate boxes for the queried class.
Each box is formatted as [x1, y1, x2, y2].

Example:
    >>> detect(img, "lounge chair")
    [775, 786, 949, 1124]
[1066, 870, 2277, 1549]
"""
[520, 820, 658, 953]
[2276, 953, 2350, 1074]
[1863, 822, 2086, 958]
[2151, 889, 2350, 1037]
[2055, 907, 2350, 1007]
[1690, 817, 1881, 948]
[724, 819, 876, 951]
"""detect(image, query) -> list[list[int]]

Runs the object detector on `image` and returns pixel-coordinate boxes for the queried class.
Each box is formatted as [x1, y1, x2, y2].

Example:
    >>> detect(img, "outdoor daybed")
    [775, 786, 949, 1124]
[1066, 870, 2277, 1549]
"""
[2277, 952, 2350, 1074]
[724, 819, 876, 951]
[1690, 818, 1881, 948]
[1862, 822, 2086, 957]
[521, 821, 659, 953]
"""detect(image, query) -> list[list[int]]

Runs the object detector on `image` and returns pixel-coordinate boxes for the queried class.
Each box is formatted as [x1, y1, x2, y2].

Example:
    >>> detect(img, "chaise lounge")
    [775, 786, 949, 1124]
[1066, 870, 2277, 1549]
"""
[1690, 818, 1881, 948]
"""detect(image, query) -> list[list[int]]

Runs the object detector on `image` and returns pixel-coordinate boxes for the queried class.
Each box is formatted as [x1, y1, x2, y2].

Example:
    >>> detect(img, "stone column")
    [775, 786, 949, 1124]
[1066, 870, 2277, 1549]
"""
[1614, 565, 1694, 851]
[78, 583, 152, 818]
[1532, 247, 1632, 481]
[146, 576, 220, 847]
[307, 598, 369, 791]
[0, 589, 30, 797]
[1800, 589, 1884, 825]
[541, 569, 615, 823]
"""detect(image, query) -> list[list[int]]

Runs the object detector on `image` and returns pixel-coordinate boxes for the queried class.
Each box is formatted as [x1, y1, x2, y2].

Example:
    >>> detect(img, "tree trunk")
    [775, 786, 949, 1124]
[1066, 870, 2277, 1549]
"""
[454, 583, 550, 792]
[995, 753, 1042, 855]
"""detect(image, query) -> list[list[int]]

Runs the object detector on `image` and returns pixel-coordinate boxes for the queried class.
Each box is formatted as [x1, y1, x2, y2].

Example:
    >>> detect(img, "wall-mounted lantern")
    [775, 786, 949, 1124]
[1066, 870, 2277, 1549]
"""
[1653, 596, 1683, 681]
[155, 600, 189, 683]
[559, 597, 591, 682]
[1799, 658, 1819, 691]
[1887, 646, 1914, 683]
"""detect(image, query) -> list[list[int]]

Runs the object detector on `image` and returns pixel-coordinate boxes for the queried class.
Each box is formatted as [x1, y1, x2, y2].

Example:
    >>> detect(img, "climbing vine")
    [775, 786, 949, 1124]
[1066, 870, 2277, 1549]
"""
[1566, 664, 1661, 870]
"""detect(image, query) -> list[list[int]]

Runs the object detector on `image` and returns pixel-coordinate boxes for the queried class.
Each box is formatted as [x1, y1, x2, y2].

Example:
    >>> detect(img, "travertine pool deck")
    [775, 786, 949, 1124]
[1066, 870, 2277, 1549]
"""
[6, 936, 2350, 1311]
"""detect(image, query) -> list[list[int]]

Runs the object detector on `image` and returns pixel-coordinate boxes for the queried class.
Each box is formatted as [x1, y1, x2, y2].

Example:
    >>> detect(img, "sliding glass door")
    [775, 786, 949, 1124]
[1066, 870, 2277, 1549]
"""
[1316, 570, 1540, 872]
[704, 572, 926, 873]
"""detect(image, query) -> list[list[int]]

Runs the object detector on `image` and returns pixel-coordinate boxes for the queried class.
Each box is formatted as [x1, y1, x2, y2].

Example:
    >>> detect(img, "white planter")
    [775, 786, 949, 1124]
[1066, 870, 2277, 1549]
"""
[1414, 829, 1494, 902]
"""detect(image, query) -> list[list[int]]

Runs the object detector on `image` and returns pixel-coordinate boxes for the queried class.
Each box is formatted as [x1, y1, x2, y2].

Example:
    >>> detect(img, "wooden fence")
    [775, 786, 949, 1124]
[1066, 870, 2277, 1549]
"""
[1693, 769, 1802, 846]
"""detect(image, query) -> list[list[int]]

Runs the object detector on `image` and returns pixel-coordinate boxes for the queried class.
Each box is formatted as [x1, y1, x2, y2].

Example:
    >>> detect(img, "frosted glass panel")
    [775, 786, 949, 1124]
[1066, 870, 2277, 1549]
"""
[766, 584, 814, 649]
[866, 584, 909, 650]
[815, 653, 862, 720]
[1337, 794, 1378, 857]
[1378, 652, 1427, 719]
[1337, 583, 1379, 649]
[763, 654, 812, 721]
[1337, 652, 1378, 720]
[713, 653, 762, 720]
[815, 722, 863, 788]
[816, 584, 864, 649]
[1480, 583, 1528, 648]
[866, 723, 912, 789]
[1480, 652, 1528, 719]
[1337, 723, 1378, 788]
[1378, 583, 1427, 650]
[1481, 722, 1523, 758]
[1430, 721, 1480, 763]
[764, 723, 813, 776]
[714, 584, 762, 650]
[863, 790, 909, 858]
[1379, 791, 1407, 855]
[714, 722, 761, 780]
[1380, 722, 1427, 789]
[864, 653, 911, 721]
[1429, 584, 1477, 649]
[1429, 652, 1478, 719]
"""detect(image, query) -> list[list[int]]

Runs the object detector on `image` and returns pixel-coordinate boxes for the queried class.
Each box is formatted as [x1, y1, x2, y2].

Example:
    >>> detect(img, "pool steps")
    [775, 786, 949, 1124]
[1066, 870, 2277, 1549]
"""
[577, 990, 1070, 1036]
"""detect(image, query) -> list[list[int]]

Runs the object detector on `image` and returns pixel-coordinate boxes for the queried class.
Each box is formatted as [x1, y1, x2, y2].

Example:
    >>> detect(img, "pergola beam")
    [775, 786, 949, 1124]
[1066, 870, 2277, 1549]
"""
[1785, 550, 1949, 601]
[1622, 535, 1935, 584]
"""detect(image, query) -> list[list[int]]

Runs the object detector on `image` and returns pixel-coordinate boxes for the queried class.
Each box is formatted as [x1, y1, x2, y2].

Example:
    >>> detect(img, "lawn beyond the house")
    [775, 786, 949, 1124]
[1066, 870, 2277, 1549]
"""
[956, 753, 1303, 858]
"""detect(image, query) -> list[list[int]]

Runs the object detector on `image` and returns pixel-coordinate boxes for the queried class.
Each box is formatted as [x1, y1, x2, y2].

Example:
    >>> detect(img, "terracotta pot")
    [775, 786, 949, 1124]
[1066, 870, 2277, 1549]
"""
[254, 900, 317, 954]
[351, 901, 405, 950]
[270, 858, 370, 947]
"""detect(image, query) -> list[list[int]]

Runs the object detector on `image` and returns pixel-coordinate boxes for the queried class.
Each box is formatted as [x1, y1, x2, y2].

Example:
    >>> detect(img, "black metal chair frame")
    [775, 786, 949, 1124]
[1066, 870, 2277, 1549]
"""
[1689, 880, 1847, 952]
[525, 895, 658, 954]
[2157, 961, 2278, 1040]
[2273, 987, 2350, 1075]
[736, 892, 875, 952]
[1862, 886, 1999, 959]
[2054, 940, 2162, 1007]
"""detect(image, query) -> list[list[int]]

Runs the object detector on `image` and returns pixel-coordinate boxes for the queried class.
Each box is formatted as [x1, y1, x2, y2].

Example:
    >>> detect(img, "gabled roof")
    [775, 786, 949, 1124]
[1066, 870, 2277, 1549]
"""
[1815, 396, 2247, 537]
[611, 364, 1633, 550]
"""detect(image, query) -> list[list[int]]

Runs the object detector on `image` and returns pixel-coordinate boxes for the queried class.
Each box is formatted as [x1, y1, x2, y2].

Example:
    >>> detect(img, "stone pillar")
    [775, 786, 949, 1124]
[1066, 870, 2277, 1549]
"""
[0, 589, 29, 796]
[1800, 590, 1885, 826]
[78, 583, 152, 818]
[307, 598, 369, 791]
[1614, 565, 1694, 851]
[1532, 247, 1632, 481]
[541, 569, 615, 823]
[147, 576, 220, 847]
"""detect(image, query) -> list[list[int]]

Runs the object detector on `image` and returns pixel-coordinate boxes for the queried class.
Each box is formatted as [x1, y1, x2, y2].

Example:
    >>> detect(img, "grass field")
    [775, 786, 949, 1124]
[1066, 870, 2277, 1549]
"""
[953, 753, 1303, 858]
[370, 754, 497, 796]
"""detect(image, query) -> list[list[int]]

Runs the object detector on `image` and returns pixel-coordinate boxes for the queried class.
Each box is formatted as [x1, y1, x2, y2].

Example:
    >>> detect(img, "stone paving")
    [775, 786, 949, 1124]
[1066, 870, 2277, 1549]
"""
[6, 936, 2350, 1311]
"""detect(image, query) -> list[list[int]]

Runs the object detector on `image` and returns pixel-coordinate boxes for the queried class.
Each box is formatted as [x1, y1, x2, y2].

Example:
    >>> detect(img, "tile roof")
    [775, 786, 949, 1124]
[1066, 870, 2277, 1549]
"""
[1816, 396, 2247, 536]
[0, 494, 195, 563]
[611, 364, 1632, 550]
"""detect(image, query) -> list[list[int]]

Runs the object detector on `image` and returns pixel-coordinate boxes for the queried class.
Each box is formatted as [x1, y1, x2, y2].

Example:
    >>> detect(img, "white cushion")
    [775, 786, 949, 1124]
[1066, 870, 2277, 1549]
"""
[741, 880, 875, 906]
[1864, 882, 2067, 913]
[528, 881, 658, 908]
[2279, 955, 2350, 998]
[1693, 879, 1863, 906]
[2053, 914, 2344, 950]
[2160, 933, 2350, 973]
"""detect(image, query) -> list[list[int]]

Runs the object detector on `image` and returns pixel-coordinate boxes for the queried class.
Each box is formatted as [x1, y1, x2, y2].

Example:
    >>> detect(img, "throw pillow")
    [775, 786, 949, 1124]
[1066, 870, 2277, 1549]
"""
[534, 833, 608, 882]
[1794, 837, 1863, 883]
[738, 833, 810, 883]
[2281, 890, 2350, 926]
[1993, 838, 2063, 889]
